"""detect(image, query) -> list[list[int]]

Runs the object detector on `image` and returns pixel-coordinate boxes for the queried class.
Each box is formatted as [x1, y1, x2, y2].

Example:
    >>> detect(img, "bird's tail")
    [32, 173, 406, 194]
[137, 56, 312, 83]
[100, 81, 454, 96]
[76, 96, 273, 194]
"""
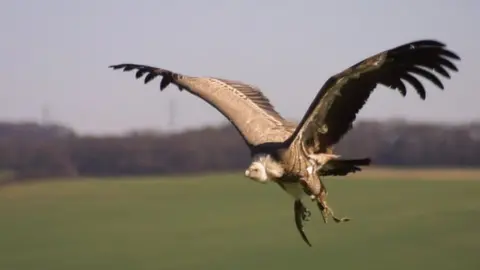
[318, 158, 371, 176]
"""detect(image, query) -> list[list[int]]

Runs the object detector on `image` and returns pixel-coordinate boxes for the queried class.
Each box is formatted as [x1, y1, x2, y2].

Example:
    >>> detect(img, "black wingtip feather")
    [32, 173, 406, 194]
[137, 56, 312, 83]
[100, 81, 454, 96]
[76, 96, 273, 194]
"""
[437, 57, 458, 72]
[109, 64, 139, 72]
[439, 49, 461, 60]
[409, 66, 445, 90]
[109, 64, 125, 70]
[403, 73, 426, 100]
[109, 63, 183, 92]
[160, 76, 171, 91]
[144, 72, 157, 84]
[135, 70, 144, 79]
[383, 39, 461, 97]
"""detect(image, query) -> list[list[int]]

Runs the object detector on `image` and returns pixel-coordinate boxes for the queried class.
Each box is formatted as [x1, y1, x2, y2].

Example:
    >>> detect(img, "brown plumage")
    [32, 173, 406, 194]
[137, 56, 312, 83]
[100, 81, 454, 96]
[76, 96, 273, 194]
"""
[109, 39, 460, 247]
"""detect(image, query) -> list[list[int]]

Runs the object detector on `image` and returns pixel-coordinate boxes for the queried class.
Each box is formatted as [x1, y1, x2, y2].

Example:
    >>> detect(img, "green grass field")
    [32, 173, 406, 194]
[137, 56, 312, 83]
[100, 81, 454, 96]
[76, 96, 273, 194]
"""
[1, 170, 479, 270]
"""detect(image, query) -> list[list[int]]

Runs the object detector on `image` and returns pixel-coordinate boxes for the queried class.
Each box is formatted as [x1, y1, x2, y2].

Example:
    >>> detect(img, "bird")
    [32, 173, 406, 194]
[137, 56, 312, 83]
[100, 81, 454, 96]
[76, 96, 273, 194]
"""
[109, 39, 460, 246]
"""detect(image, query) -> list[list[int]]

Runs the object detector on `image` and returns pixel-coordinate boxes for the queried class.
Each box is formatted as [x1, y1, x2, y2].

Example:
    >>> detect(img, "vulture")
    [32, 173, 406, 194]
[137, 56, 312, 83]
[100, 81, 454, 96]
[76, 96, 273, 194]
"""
[109, 39, 460, 246]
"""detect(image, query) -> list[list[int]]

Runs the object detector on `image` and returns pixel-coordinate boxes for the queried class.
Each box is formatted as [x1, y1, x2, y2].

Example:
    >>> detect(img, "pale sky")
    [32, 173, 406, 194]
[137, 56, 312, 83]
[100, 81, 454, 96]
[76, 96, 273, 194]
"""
[0, 0, 478, 135]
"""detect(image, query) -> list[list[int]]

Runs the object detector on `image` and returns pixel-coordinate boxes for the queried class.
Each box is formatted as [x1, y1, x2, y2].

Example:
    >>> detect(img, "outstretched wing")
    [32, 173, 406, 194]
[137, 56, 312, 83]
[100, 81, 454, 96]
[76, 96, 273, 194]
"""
[285, 40, 461, 153]
[109, 64, 296, 149]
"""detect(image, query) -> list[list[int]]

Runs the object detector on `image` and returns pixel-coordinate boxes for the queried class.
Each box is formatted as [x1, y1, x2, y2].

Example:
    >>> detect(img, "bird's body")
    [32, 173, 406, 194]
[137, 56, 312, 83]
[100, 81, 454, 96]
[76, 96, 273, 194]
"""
[109, 39, 460, 246]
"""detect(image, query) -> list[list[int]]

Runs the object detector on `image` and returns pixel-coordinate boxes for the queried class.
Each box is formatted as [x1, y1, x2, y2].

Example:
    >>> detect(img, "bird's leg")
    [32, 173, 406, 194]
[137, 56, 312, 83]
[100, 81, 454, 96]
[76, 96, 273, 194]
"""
[315, 189, 350, 224]
[294, 200, 312, 247]
[302, 164, 330, 223]
[301, 168, 350, 224]
[315, 182, 329, 223]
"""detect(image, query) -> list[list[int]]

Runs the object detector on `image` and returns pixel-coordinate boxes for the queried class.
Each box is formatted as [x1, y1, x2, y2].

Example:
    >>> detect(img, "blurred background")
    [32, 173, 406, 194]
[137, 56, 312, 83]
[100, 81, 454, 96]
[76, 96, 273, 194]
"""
[1, 1, 479, 270]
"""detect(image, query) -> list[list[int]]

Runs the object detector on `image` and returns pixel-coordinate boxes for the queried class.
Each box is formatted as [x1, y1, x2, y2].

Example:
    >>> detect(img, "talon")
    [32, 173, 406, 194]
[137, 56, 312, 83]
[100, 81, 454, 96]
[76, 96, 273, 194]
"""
[317, 200, 350, 224]
[302, 209, 311, 221]
[333, 216, 351, 223]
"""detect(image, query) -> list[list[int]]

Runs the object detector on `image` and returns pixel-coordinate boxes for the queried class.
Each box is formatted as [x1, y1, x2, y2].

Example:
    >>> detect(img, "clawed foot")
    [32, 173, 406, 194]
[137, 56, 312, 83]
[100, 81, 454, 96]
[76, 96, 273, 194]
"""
[316, 199, 350, 224]
[301, 207, 311, 222]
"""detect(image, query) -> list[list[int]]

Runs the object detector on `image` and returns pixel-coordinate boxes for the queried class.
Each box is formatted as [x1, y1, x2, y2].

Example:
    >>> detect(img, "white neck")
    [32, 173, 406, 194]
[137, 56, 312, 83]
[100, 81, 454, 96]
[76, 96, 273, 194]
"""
[252, 154, 284, 179]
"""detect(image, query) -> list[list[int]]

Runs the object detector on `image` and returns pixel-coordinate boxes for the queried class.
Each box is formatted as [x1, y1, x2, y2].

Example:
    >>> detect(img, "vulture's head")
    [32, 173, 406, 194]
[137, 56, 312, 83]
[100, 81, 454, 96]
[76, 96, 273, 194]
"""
[245, 161, 269, 183]
[244, 154, 284, 183]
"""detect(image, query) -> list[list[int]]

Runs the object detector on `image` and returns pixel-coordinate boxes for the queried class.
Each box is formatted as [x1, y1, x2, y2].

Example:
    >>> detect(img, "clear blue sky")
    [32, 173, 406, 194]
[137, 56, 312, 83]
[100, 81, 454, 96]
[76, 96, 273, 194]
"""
[0, 0, 478, 135]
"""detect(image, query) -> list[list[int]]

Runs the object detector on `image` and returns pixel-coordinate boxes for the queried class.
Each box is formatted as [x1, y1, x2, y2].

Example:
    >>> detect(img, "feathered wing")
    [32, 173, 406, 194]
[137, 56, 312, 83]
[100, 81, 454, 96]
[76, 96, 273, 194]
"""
[285, 39, 461, 154]
[317, 158, 371, 176]
[109, 64, 296, 149]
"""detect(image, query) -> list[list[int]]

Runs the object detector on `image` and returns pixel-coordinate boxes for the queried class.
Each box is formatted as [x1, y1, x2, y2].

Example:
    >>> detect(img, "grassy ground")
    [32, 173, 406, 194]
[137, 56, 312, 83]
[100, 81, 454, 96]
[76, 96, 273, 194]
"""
[0, 170, 479, 270]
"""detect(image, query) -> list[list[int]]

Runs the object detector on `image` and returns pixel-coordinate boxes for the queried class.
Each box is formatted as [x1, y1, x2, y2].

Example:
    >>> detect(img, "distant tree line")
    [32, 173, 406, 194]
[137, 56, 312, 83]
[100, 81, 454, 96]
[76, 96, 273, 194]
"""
[1, 120, 479, 181]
